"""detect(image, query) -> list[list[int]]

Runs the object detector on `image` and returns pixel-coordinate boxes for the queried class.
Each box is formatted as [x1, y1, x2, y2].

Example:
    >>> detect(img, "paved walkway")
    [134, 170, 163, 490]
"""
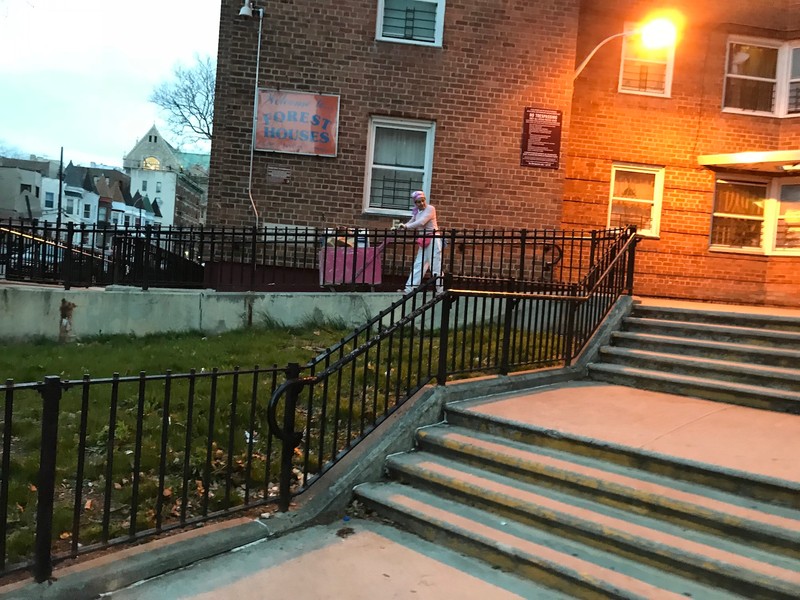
[106, 519, 544, 600]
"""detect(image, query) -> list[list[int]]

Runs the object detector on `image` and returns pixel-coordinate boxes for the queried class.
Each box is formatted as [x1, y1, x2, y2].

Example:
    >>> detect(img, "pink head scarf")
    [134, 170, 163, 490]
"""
[410, 190, 426, 218]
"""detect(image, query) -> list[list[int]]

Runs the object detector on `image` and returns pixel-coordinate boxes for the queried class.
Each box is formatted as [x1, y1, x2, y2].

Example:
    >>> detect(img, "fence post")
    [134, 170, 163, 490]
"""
[63, 222, 74, 291]
[499, 281, 517, 374]
[34, 376, 62, 583]
[518, 229, 527, 281]
[447, 229, 457, 276]
[626, 227, 637, 295]
[250, 225, 257, 291]
[142, 224, 152, 291]
[562, 299, 577, 367]
[436, 290, 452, 385]
[278, 362, 302, 512]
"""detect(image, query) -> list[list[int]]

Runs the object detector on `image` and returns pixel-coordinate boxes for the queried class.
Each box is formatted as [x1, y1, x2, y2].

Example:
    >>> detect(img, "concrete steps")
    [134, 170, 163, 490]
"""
[355, 416, 800, 598]
[588, 304, 800, 414]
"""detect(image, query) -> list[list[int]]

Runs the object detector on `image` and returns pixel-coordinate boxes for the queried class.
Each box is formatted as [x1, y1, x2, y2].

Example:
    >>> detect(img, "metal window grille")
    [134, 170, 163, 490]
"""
[382, 1, 437, 43]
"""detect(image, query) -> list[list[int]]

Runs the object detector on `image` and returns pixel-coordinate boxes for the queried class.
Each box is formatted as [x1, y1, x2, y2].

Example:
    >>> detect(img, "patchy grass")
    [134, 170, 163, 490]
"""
[0, 324, 350, 567]
[0, 325, 349, 383]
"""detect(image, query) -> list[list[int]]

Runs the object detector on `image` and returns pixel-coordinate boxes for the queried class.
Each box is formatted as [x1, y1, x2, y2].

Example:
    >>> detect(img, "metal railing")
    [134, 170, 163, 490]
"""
[1, 365, 293, 581]
[264, 226, 638, 512]
[1, 219, 626, 294]
[0, 226, 637, 582]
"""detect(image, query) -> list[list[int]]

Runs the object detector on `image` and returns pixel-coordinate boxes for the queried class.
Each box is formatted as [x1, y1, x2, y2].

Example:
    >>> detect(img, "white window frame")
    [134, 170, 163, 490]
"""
[709, 176, 800, 256]
[607, 163, 664, 238]
[723, 36, 800, 118]
[44, 192, 54, 208]
[363, 116, 435, 216]
[376, 0, 445, 47]
[618, 22, 674, 98]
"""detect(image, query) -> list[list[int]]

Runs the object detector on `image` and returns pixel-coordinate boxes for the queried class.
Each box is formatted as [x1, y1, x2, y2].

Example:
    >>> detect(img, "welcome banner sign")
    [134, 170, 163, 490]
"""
[255, 89, 339, 157]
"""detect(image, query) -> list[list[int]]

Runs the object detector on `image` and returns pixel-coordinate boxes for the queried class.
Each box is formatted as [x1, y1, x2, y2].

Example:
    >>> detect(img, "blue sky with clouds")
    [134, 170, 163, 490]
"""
[0, 0, 220, 167]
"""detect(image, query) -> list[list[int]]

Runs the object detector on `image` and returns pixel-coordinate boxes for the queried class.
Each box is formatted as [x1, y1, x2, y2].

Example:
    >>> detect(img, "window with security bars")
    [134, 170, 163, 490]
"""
[619, 24, 673, 97]
[377, 0, 445, 46]
[364, 117, 434, 214]
[710, 180, 766, 249]
[607, 165, 664, 237]
[724, 39, 800, 116]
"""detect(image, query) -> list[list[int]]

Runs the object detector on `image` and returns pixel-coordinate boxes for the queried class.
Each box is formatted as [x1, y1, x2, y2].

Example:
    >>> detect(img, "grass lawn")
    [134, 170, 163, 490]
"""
[0, 325, 351, 567]
[0, 325, 350, 383]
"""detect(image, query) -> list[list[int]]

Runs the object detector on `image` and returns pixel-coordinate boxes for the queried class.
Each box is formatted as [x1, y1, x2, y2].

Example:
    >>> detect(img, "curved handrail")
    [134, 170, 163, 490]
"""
[267, 376, 316, 446]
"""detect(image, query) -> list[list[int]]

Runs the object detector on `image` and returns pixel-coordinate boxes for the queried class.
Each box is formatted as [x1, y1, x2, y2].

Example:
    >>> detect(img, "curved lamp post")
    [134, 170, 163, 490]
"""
[573, 17, 679, 81]
[239, 0, 265, 229]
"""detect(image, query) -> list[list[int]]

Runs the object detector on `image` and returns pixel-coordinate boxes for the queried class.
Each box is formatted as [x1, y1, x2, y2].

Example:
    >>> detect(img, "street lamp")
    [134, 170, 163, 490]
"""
[239, 0, 265, 230]
[573, 16, 679, 81]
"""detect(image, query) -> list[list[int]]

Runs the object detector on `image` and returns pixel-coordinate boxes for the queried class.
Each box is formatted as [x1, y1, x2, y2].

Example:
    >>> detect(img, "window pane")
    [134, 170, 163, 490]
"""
[790, 49, 800, 114]
[777, 184, 800, 248]
[620, 60, 666, 94]
[370, 168, 423, 210]
[725, 43, 778, 112]
[789, 82, 800, 114]
[724, 78, 776, 112]
[609, 200, 653, 231]
[711, 218, 762, 247]
[374, 127, 426, 168]
[714, 181, 765, 216]
[382, 0, 437, 42]
[728, 44, 777, 78]
[711, 181, 765, 248]
[612, 170, 656, 201]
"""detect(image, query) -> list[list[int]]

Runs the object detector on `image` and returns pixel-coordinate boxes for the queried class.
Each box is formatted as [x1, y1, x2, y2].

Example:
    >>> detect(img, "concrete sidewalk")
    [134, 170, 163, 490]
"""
[105, 519, 555, 600]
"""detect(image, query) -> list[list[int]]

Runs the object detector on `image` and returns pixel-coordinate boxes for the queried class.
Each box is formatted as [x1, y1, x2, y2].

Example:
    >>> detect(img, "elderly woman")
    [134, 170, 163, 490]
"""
[397, 190, 443, 294]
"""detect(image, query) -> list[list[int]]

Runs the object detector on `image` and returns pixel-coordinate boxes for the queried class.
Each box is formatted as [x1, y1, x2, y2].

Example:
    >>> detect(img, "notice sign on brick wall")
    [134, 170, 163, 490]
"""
[520, 107, 561, 169]
[255, 90, 339, 157]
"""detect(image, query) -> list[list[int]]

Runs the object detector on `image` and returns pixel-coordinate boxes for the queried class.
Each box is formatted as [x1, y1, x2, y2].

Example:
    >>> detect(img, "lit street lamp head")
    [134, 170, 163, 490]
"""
[639, 17, 678, 50]
[573, 12, 683, 81]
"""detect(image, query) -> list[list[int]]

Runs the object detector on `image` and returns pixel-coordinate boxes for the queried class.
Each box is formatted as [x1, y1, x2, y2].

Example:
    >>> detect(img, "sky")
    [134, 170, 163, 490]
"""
[0, 0, 221, 167]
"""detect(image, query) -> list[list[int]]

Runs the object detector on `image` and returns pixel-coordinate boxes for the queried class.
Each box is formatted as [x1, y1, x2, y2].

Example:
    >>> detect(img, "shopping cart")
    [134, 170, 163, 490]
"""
[318, 229, 388, 290]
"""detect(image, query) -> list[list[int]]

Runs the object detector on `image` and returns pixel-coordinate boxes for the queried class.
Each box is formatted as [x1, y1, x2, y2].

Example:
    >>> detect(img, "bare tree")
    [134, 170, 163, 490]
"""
[0, 140, 26, 159]
[150, 54, 216, 145]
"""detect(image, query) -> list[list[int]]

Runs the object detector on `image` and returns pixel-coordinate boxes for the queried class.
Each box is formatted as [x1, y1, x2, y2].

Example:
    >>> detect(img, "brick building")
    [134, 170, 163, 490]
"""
[564, 1, 800, 306]
[209, 0, 800, 307]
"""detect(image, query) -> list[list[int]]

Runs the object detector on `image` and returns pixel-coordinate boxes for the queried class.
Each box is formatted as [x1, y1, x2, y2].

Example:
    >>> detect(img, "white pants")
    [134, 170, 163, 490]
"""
[405, 238, 443, 293]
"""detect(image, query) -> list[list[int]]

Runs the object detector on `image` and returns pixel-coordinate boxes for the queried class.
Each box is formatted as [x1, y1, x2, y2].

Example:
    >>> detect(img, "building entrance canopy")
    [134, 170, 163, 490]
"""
[698, 149, 800, 175]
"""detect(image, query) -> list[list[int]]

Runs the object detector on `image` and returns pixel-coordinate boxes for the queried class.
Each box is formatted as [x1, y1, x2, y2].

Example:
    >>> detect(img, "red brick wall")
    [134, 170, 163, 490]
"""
[210, 0, 800, 307]
[209, 0, 579, 232]
[565, 0, 800, 307]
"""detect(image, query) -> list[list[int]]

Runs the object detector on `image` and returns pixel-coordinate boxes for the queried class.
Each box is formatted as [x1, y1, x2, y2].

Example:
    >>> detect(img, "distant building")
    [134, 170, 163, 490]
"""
[123, 125, 208, 227]
[0, 157, 60, 221]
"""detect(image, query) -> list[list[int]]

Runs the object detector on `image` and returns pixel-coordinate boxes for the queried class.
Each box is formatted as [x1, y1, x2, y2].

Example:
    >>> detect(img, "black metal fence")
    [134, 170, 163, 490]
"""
[0, 220, 626, 293]
[0, 226, 637, 582]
